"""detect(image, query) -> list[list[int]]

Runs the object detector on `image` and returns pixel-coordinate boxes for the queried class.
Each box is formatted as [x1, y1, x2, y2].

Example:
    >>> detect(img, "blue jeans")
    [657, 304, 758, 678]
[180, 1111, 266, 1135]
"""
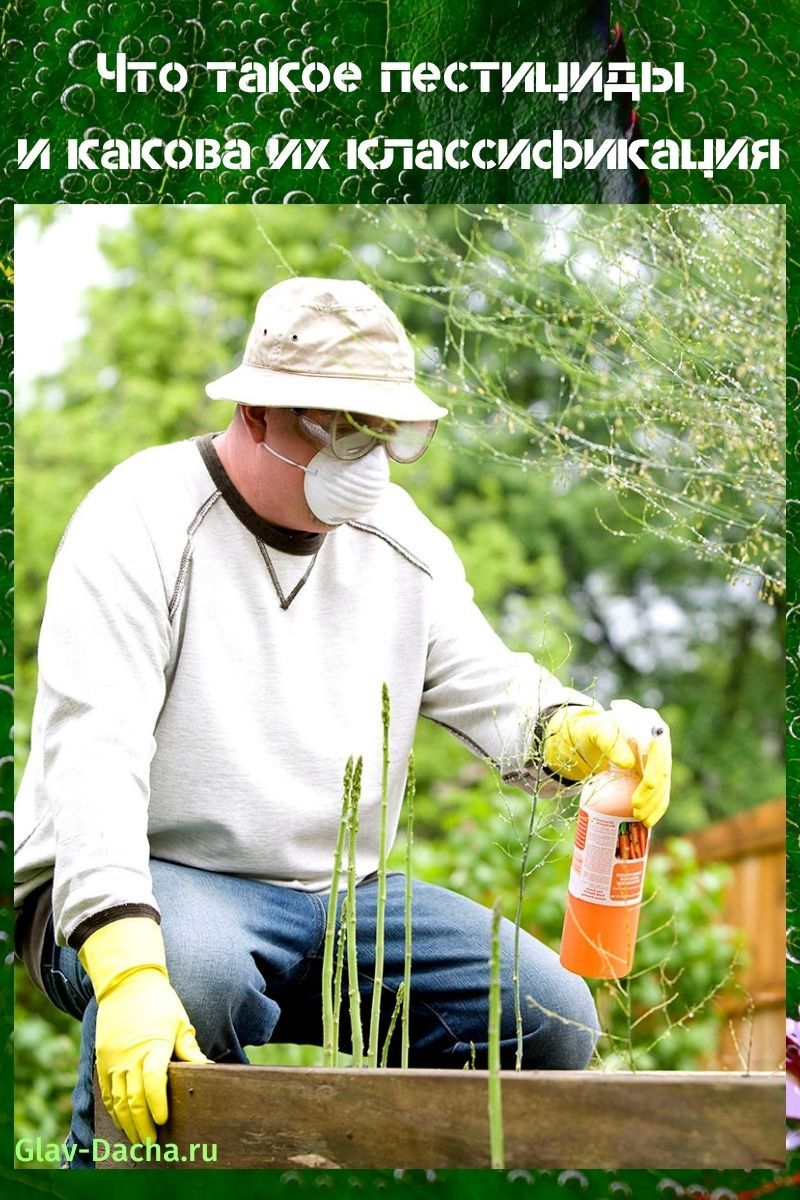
[39, 858, 600, 1169]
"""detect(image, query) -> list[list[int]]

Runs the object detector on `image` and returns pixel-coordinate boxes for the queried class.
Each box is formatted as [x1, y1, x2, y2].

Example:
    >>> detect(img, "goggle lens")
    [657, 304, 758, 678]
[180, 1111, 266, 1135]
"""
[295, 410, 436, 464]
[385, 419, 437, 463]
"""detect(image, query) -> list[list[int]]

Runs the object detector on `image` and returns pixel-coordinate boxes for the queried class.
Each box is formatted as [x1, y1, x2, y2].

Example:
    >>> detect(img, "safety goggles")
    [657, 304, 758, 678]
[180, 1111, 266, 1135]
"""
[290, 408, 437, 464]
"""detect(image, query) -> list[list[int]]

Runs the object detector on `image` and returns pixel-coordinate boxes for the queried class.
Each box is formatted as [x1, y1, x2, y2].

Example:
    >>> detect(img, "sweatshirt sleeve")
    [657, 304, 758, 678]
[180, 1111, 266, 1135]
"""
[36, 480, 171, 948]
[418, 522, 594, 796]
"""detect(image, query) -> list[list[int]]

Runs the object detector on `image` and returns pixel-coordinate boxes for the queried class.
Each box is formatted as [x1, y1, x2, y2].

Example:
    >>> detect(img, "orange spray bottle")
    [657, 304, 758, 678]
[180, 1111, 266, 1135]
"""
[559, 700, 666, 980]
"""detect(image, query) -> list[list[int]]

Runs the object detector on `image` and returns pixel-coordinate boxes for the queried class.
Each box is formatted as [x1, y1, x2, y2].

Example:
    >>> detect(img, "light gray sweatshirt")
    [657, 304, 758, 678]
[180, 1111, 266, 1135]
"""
[14, 434, 591, 948]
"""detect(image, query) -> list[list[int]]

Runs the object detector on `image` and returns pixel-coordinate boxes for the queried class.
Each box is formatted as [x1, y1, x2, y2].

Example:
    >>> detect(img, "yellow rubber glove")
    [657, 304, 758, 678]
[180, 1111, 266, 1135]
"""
[542, 705, 637, 781]
[79, 916, 209, 1146]
[543, 704, 672, 828]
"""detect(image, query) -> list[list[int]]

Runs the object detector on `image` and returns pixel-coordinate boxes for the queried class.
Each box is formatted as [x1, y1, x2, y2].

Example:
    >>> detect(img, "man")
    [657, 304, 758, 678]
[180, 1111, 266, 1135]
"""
[14, 277, 671, 1166]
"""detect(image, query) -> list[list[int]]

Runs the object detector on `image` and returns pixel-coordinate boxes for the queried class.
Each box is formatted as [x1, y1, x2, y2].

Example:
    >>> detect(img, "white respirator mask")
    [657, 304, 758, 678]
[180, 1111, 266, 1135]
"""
[261, 436, 390, 526]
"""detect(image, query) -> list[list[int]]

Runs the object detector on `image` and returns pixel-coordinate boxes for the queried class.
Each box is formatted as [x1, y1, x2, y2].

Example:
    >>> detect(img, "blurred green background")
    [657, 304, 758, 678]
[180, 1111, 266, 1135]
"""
[14, 203, 785, 1150]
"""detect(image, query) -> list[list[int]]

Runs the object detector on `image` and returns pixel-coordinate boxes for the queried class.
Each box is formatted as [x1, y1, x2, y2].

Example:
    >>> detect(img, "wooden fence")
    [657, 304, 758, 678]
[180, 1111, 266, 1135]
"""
[688, 796, 785, 1071]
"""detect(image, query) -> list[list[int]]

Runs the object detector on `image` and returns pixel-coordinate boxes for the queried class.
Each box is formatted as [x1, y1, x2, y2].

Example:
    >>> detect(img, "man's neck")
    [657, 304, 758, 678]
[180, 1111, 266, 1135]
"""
[211, 428, 307, 530]
[201, 433, 326, 556]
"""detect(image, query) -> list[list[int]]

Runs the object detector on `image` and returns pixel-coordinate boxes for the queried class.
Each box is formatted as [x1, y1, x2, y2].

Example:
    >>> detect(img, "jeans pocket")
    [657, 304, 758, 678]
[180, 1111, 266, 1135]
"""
[44, 965, 87, 1021]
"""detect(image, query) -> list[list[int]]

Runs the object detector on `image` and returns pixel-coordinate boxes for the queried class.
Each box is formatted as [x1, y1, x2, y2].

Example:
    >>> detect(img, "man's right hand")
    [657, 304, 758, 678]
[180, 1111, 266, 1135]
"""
[78, 917, 209, 1145]
[542, 704, 636, 782]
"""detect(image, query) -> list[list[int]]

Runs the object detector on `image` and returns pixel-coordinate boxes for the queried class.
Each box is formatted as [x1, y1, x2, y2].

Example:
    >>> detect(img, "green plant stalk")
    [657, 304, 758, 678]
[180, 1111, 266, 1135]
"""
[380, 981, 405, 1068]
[368, 683, 391, 1067]
[514, 750, 544, 1070]
[346, 755, 364, 1067]
[332, 894, 349, 1069]
[401, 750, 415, 1069]
[618, 974, 635, 1070]
[323, 755, 353, 1067]
[488, 898, 505, 1169]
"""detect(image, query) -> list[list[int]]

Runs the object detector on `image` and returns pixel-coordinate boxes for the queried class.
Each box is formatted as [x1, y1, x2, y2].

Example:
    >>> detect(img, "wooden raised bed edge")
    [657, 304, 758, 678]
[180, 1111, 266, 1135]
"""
[93, 1063, 786, 1170]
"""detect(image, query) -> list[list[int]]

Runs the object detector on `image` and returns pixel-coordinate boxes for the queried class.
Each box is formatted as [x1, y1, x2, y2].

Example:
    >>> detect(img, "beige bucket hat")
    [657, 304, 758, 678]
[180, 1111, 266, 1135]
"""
[206, 277, 448, 422]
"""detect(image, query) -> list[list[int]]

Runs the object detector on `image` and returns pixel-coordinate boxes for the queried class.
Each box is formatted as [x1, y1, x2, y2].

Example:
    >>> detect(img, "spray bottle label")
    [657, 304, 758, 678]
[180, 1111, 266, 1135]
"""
[568, 808, 650, 907]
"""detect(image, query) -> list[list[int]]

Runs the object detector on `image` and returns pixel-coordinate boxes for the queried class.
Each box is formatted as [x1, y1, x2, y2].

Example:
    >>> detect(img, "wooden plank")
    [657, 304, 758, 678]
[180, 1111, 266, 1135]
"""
[754, 848, 786, 991]
[688, 797, 785, 864]
[93, 1064, 786, 1170]
[718, 986, 786, 1015]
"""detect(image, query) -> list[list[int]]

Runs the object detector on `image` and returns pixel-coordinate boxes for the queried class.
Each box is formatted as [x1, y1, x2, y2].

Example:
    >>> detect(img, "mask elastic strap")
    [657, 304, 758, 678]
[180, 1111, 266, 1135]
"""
[261, 440, 320, 476]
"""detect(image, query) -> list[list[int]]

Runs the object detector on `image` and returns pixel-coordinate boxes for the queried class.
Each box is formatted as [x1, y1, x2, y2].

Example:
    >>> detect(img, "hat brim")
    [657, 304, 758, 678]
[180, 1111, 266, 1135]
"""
[205, 363, 448, 422]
